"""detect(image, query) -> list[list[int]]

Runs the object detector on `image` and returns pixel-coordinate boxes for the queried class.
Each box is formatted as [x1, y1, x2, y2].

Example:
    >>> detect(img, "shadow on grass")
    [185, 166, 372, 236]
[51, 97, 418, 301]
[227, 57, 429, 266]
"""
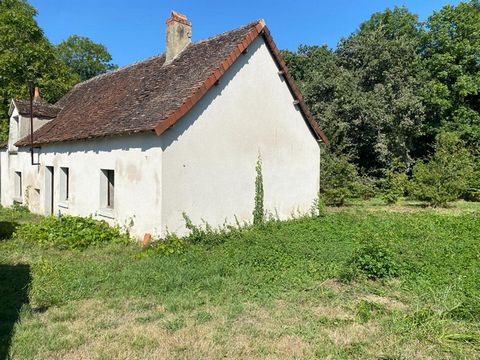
[0, 221, 19, 240]
[0, 264, 31, 360]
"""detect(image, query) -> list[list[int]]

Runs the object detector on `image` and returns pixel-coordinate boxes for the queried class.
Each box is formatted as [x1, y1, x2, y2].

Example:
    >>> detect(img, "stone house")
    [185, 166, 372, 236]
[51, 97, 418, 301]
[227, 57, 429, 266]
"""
[0, 12, 328, 238]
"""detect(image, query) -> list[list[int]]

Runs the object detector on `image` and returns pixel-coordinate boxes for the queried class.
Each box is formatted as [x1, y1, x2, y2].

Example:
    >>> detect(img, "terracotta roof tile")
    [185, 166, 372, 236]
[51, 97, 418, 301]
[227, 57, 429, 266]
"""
[13, 99, 61, 119]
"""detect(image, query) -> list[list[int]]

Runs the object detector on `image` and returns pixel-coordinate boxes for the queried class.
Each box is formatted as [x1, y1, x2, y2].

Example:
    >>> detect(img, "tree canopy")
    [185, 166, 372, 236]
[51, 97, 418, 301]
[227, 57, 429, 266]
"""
[0, 0, 79, 118]
[57, 35, 118, 81]
[284, 1, 480, 178]
[0, 0, 117, 126]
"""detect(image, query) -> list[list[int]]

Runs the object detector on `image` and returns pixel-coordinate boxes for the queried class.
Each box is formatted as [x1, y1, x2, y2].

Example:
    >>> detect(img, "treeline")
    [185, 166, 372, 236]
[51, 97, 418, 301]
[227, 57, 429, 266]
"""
[0, 0, 117, 140]
[283, 1, 480, 206]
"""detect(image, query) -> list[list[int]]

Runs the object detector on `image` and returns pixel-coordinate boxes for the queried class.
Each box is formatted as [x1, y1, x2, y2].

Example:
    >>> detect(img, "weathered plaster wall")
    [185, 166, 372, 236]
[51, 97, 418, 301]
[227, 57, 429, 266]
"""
[160, 36, 320, 236]
[1, 133, 163, 238]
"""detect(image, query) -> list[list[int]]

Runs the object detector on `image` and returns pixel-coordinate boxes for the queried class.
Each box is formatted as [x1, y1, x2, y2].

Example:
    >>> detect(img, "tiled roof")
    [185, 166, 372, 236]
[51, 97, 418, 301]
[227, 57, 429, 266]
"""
[16, 21, 328, 146]
[13, 99, 61, 119]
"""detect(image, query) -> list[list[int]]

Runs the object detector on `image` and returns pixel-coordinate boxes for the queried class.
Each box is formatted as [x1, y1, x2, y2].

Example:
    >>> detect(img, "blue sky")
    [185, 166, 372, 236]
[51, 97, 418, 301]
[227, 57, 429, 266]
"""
[30, 0, 461, 67]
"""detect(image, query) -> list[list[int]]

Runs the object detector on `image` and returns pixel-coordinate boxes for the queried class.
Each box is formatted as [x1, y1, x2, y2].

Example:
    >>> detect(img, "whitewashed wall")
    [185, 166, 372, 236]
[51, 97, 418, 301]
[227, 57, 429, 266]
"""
[0, 36, 321, 239]
[1, 134, 164, 238]
[161, 36, 321, 235]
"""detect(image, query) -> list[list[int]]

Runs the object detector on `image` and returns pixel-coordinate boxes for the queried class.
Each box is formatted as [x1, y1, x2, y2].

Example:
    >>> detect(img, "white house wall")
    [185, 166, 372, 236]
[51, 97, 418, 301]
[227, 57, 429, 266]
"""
[1, 133, 164, 238]
[160, 36, 321, 235]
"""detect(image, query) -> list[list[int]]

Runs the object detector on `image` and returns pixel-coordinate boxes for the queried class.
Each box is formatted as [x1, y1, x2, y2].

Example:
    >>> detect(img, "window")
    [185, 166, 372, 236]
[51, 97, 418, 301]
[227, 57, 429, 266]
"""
[14, 171, 22, 200]
[60, 167, 69, 202]
[101, 169, 114, 209]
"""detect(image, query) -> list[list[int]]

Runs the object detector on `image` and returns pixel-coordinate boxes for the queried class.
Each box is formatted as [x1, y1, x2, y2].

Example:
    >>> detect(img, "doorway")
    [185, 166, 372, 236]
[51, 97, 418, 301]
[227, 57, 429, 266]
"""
[45, 166, 54, 215]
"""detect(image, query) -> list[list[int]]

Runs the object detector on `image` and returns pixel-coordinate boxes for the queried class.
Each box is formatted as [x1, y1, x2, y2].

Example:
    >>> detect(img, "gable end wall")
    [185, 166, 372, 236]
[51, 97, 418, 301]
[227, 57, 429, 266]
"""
[160, 36, 321, 235]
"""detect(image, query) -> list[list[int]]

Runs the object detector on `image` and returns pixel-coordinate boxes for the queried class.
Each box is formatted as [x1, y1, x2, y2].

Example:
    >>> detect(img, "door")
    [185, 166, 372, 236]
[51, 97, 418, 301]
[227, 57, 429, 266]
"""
[45, 166, 54, 215]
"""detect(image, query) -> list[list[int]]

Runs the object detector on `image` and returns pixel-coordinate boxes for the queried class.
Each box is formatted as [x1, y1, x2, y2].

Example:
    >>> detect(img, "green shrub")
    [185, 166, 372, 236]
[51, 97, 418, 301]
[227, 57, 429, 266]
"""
[411, 133, 475, 207]
[321, 150, 359, 206]
[182, 212, 245, 246]
[382, 166, 409, 205]
[353, 176, 377, 201]
[139, 233, 186, 257]
[341, 241, 399, 281]
[14, 215, 130, 249]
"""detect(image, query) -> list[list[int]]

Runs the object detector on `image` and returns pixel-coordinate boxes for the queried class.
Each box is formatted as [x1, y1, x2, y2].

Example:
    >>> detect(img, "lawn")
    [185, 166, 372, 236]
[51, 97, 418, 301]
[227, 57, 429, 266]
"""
[1, 201, 479, 359]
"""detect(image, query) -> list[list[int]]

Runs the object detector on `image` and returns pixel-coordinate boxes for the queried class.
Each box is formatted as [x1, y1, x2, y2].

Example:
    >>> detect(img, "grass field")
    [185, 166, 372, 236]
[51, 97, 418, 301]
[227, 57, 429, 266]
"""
[1, 201, 479, 359]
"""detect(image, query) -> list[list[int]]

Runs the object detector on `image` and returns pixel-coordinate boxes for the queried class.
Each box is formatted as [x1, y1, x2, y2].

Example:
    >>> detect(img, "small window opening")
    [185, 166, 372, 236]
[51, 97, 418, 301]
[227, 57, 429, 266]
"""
[14, 171, 22, 199]
[60, 167, 69, 202]
[101, 169, 114, 209]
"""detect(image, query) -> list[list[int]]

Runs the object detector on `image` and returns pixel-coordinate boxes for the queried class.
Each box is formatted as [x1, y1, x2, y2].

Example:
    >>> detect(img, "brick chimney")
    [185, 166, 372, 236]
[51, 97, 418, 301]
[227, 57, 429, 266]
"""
[34, 86, 41, 101]
[165, 11, 192, 63]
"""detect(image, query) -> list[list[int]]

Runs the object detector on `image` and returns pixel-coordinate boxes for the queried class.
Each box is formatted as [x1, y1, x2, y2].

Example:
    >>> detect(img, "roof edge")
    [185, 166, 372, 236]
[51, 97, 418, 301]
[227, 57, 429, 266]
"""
[153, 20, 329, 144]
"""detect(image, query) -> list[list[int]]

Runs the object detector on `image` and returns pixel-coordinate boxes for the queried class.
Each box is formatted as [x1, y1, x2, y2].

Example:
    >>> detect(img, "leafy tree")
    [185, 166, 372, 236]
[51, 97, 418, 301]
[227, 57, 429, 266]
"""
[421, 1, 480, 151]
[0, 0, 79, 119]
[382, 161, 409, 204]
[57, 35, 117, 81]
[320, 149, 359, 206]
[411, 132, 475, 206]
[335, 6, 426, 174]
[285, 7, 426, 176]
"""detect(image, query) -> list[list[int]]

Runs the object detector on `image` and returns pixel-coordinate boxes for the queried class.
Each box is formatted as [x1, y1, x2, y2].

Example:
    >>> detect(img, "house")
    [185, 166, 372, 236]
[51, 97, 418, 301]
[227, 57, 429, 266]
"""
[0, 12, 328, 238]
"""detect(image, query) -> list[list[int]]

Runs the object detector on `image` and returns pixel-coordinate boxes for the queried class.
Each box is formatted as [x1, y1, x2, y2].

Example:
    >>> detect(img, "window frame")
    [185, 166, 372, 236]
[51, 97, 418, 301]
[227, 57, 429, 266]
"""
[59, 167, 70, 205]
[14, 171, 22, 202]
[99, 169, 115, 217]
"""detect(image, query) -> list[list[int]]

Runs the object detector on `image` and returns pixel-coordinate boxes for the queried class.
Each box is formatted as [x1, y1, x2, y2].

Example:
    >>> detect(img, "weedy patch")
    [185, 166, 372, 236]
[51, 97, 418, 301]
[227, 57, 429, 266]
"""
[1, 202, 479, 359]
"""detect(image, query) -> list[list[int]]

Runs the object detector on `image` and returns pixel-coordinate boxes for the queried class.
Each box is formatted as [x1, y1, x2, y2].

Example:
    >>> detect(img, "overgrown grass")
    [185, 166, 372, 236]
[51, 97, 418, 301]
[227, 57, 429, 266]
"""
[0, 202, 479, 359]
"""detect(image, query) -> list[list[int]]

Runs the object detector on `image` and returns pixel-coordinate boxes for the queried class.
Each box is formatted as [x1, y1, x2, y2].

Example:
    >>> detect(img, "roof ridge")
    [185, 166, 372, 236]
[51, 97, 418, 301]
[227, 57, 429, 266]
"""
[193, 20, 262, 45]
[63, 53, 166, 93]
[61, 20, 263, 97]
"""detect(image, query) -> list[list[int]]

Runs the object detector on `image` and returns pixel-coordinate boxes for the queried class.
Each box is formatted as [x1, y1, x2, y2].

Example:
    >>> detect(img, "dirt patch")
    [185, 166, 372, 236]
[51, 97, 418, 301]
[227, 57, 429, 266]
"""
[363, 294, 407, 310]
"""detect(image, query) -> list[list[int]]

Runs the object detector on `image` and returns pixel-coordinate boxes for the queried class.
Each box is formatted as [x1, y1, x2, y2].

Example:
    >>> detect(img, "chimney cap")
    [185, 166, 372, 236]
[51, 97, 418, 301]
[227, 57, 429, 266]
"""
[166, 11, 191, 26]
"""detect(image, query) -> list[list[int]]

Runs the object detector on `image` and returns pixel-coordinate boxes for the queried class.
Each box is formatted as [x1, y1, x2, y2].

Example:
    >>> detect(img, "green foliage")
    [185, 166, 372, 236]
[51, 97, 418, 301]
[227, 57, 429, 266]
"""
[57, 35, 117, 81]
[285, 7, 426, 175]
[14, 215, 130, 249]
[310, 194, 327, 217]
[253, 155, 264, 225]
[353, 176, 377, 200]
[321, 150, 359, 206]
[411, 132, 475, 207]
[140, 233, 185, 257]
[422, 1, 480, 150]
[2, 203, 480, 357]
[341, 241, 400, 281]
[382, 163, 409, 204]
[0, 0, 79, 120]
[285, 2, 480, 184]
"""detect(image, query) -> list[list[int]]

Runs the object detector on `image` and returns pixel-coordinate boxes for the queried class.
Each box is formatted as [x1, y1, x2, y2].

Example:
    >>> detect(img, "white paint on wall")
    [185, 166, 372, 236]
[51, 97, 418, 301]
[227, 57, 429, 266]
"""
[0, 36, 320, 239]
[160, 36, 320, 235]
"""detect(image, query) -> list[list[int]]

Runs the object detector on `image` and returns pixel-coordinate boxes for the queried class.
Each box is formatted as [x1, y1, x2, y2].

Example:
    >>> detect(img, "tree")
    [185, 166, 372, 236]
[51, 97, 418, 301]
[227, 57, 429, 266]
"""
[0, 0, 79, 120]
[335, 6, 426, 174]
[421, 1, 480, 151]
[284, 7, 427, 176]
[411, 132, 475, 206]
[320, 148, 359, 206]
[57, 35, 117, 81]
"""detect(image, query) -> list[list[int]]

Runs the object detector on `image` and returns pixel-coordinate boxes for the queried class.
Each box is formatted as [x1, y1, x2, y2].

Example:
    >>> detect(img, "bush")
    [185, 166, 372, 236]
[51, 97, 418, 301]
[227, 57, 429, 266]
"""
[382, 166, 409, 205]
[14, 215, 131, 249]
[353, 176, 378, 200]
[321, 150, 359, 206]
[411, 133, 475, 207]
[341, 241, 399, 282]
[139, 233, 186, 257]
